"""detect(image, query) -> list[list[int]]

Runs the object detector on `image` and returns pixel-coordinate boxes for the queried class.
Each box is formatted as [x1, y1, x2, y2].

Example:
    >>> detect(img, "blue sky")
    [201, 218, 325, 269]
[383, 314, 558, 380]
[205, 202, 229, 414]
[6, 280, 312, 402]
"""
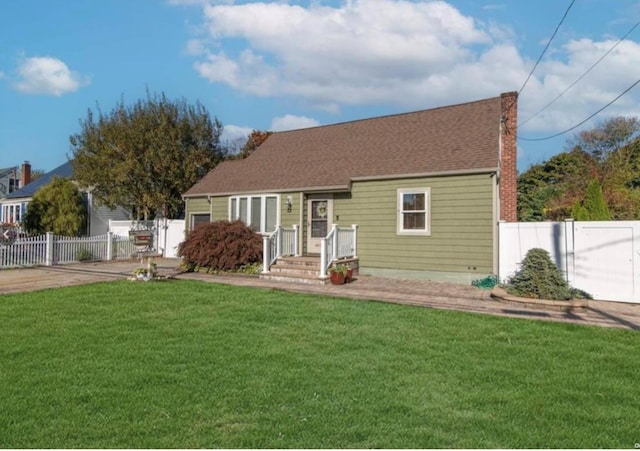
[2, 0, 640, 174]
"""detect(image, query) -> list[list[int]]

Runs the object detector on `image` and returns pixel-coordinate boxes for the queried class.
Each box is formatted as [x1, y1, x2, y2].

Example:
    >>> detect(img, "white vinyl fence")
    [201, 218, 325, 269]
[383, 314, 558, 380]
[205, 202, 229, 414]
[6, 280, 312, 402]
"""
[108, 219, 185, 258]
[500, 220, 640, 303]
[0, 232, 137, 269]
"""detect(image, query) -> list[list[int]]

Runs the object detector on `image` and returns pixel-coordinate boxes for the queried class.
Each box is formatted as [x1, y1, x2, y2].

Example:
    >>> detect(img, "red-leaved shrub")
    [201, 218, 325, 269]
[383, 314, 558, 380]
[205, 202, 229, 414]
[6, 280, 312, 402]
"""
[178, 220, 263, 271]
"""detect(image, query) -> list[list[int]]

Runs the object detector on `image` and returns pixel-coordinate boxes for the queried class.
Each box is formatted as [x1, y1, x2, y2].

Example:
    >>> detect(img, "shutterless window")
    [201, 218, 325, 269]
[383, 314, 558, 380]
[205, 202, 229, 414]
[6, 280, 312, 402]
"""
[397, 188, 430, 235]
[191, 213, 211, 229]
[229, 194, 279, 233]
[250, 197, 261, 231]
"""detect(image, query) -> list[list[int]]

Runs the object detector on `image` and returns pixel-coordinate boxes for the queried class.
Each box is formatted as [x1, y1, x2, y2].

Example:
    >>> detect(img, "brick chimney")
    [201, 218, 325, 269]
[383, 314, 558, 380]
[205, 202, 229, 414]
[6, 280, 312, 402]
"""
[499, 92, 518, 222]
[21, 161, 32, 188]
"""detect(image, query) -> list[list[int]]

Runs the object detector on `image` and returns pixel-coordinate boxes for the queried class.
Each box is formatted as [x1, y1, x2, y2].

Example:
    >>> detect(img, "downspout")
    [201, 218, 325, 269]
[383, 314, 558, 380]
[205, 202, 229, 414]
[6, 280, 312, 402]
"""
[492, 172, 499, 277]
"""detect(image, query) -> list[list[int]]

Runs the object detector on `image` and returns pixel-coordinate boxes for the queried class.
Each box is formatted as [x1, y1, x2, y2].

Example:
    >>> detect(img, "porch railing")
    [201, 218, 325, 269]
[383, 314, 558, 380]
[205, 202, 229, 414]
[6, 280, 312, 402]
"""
[0, 232, 138, 269]
[320, 224, 358, 277]
[262, 225, 299, 273]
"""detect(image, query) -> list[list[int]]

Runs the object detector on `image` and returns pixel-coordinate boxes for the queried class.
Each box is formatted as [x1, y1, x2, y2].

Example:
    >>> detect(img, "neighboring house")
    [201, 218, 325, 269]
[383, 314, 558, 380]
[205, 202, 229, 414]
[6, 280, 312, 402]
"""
[0, 160, 130, 236]
[183, 92, 518, 282]
[0, 162, 31, 223]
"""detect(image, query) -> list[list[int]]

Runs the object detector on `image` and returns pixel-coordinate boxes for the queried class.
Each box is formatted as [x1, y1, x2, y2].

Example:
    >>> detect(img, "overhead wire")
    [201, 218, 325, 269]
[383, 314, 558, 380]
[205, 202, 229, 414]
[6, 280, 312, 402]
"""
[518, 77, 640, 141]
[519, 17, 640, 127]
[518, 0, 576, 95]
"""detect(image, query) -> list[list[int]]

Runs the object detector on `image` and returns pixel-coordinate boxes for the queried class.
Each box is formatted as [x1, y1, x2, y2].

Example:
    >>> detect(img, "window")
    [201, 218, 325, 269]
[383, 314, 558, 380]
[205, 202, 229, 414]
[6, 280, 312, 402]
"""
[229, 194, 279, 233]
[191, 213, 211, 229]
[2, 203, 22, 224]
[397, 188, 430, 235]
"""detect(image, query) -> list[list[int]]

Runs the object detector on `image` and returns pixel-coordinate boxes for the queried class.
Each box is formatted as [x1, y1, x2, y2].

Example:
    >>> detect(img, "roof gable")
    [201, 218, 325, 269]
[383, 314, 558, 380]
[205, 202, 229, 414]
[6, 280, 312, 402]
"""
[185, 95, 503, 196]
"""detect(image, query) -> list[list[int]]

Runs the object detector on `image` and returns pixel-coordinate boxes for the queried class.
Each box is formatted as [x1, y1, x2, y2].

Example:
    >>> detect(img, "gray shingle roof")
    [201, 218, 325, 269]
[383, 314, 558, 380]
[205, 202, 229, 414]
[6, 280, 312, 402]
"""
[185, 95, 503, 196]
[3, 161, 73, 200]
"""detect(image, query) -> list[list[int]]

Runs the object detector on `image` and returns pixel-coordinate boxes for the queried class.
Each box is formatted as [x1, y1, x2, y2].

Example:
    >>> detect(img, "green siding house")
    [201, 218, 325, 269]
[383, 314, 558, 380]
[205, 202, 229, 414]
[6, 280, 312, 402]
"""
[183, 92, 518, 283]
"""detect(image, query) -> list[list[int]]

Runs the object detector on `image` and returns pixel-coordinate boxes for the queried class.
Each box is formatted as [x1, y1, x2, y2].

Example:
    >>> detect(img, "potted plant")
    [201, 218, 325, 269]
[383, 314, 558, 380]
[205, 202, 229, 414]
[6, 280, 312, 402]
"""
[132, 262, 157, 281]
[328, 263, 351, 285]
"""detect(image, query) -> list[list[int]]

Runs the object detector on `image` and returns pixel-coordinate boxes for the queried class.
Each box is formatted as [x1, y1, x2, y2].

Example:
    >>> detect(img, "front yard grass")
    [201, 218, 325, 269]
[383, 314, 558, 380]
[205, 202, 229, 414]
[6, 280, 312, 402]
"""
[0, 280, 637, 448]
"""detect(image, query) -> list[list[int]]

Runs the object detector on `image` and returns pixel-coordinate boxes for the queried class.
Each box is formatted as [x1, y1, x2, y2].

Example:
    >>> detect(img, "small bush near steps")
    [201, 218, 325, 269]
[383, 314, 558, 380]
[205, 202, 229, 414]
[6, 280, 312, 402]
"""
[178, 220, 263, 272]
[504, 248, 591, 300]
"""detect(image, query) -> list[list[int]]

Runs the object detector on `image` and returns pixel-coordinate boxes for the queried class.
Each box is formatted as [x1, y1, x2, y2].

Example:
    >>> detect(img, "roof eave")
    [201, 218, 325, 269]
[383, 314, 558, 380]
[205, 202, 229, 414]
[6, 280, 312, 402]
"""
[350, 167, 499, 182]
[183, 184, 352, 198]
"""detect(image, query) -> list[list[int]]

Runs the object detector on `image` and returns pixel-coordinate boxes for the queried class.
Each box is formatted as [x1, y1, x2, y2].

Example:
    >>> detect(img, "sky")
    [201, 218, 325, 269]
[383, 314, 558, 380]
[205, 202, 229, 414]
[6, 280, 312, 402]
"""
[2, 0, 640, 174]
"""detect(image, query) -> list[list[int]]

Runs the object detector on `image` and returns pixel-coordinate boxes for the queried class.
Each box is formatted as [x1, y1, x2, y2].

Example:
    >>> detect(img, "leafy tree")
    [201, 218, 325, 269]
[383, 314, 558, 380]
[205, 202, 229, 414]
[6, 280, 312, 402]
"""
[517, 149, 595, 221]
[566, 116, 640, 162]
[23, 177, 87, 236]
[232, 130, 272, 159]
[70, 91, 225, 220]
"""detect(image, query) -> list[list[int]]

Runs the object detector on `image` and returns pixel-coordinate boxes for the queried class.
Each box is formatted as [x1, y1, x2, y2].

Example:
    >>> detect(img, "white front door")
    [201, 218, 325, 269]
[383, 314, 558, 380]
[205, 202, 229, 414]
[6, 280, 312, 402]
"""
[307, 195, 333, 254]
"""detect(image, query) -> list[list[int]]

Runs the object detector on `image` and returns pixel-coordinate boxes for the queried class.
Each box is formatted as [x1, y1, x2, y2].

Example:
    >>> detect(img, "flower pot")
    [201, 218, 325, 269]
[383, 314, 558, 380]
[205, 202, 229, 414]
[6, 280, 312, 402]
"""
[329, 271, 346, 285]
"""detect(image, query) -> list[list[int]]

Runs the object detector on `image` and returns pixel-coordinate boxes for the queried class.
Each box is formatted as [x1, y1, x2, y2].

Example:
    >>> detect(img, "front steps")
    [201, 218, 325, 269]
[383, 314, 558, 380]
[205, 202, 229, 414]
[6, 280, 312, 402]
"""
[260, 256, 360, 285]
[261, 256, 328, 285]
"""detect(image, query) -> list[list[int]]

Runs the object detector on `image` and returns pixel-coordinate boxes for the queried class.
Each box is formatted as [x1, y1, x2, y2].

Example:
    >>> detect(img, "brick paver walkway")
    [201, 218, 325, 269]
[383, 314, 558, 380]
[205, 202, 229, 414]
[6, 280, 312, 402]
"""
[1, 259, 639, 331]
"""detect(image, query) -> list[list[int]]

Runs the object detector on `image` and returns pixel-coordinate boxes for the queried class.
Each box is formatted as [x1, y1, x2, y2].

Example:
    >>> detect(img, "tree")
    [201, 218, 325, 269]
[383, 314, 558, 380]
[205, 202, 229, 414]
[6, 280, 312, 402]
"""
[566, 116, 640, 162]
[571, 179, 611, 220]
[517, 149, 595, 221]
[23, 177, 87, 236]
[70, 91, 225, 220]
[231, 130, 272, 159]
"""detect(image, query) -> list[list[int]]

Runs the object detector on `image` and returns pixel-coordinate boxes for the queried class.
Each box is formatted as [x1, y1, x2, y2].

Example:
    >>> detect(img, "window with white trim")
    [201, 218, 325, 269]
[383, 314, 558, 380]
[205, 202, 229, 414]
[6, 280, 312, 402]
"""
[1, 203, 22, 224]
[229, 194, 279, 233]
[190, 213, 211, 229]
[397, 188, 430, 235]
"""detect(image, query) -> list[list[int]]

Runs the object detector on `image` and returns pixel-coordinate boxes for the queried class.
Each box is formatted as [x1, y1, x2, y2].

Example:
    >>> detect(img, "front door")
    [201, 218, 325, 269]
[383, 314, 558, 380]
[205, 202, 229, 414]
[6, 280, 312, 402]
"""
[306, 195, 333, 254]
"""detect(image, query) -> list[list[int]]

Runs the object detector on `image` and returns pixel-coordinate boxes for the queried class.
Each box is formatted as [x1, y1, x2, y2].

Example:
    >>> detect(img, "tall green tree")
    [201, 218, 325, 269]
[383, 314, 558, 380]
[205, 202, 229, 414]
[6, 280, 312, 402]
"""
[571, 179, 611, 220]
[23, 177, 87, 236]
[70, 91, 225, 219]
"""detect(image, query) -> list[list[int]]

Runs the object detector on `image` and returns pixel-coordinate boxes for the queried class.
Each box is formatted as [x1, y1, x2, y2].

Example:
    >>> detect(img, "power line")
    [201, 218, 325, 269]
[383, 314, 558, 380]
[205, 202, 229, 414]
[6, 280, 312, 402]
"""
[518, 0, 576, 95]
[518, 77, 640, 141]
[520, 18, 640, 127]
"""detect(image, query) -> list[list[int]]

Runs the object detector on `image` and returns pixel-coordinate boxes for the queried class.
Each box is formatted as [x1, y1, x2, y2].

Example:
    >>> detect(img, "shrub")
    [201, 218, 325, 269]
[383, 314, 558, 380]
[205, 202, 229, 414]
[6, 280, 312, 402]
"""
[504, 248, 591, 300]
[178, 220, 263, 272]
[75, 247, 94, 262]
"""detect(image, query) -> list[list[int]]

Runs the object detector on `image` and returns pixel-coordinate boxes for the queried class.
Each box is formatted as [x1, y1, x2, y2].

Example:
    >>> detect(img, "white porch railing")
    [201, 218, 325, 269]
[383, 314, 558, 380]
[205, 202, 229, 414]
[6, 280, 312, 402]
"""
[262, 225, 299, 273]
[320, 224, 358, 277]
[0, 232, 138, 269]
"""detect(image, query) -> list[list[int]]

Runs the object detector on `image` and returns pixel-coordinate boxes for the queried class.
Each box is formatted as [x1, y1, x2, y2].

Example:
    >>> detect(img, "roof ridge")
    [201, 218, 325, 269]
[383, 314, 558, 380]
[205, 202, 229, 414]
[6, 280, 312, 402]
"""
[272, 95, 502, 134]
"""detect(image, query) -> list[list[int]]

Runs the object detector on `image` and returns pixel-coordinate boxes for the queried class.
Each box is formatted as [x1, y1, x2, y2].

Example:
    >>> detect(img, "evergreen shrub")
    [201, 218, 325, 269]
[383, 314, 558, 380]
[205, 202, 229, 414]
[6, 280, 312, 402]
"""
[504, 248, 591, 300]
[178, 220, 263, 272]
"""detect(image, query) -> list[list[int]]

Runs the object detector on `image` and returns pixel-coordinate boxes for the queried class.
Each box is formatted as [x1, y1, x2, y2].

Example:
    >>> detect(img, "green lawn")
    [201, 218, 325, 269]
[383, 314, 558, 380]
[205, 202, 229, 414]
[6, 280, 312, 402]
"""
[0, 280, 637, 448]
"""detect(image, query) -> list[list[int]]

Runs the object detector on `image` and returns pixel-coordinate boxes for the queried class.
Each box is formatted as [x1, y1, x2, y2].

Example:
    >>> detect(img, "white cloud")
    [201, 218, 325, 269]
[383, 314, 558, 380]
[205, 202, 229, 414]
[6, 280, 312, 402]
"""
[13, 56, 89, 96]
[221, 124, 253, 143]
[519, 38, 640, 133]
[270, 114, 320, 131]
[189, 0, 510, 109]
[178, 0, 640, 137]
[220, 124, 253, 153]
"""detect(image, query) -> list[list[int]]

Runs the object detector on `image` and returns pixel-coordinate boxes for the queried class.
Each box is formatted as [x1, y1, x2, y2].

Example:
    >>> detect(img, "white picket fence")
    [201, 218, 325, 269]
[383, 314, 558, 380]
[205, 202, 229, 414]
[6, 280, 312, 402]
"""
[0, 232, 138, 269]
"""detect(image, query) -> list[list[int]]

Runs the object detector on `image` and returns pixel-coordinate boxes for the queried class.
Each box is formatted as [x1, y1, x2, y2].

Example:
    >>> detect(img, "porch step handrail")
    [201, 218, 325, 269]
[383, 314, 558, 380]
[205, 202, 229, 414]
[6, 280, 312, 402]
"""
[262, 225, 299, 273]
[320, 224, 358, 277]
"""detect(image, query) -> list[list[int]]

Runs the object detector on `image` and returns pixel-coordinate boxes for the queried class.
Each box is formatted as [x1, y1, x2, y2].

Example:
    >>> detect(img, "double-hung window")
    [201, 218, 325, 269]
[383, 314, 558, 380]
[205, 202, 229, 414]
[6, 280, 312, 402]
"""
[397, 188, 430, 235]
[230, 194, 278, 233]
